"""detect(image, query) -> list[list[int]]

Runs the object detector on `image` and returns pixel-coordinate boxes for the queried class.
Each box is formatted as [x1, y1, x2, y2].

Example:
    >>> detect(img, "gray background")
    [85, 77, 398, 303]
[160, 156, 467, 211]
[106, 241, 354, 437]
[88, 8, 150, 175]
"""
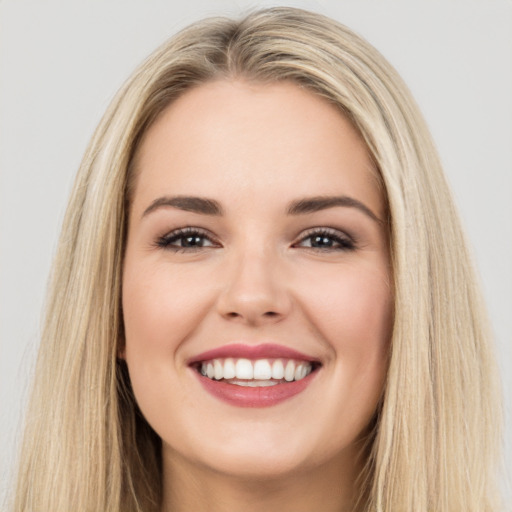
[1, 0, 510, 506]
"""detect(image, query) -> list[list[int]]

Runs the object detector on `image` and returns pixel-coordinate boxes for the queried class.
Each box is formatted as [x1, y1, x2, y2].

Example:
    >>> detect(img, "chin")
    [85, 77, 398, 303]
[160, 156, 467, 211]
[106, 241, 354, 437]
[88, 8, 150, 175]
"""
[200, 449, 313, 481]
[169, 422, 351, 482]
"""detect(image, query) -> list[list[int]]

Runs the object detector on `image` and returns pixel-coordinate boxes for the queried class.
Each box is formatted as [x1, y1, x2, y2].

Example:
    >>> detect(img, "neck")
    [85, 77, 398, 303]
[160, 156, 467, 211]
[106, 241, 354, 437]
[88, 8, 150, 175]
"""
[161, 447, 367, 512]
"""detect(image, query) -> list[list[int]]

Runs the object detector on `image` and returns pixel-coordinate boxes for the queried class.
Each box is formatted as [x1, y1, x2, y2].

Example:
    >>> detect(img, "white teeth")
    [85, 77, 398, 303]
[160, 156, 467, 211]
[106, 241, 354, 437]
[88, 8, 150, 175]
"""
[271, 359, 285, 379]
[253, 359, 272, 379]
[223, 358, 236, 379]
[294, 364, 303, 381]
[294, 363, 310, 381]
[284, 360, 295, 382]
[214, 359, 223, 380]
[235, 359, 253, 379]
[206, 362, 214, 379]
[230, 379, 279, 387]
[199, 357, 314, 383]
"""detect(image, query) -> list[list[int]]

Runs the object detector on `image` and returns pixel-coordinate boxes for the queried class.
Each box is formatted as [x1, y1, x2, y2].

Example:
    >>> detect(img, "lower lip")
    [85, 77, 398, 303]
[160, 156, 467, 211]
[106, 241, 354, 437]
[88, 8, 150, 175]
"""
[194, 370, 318, 407]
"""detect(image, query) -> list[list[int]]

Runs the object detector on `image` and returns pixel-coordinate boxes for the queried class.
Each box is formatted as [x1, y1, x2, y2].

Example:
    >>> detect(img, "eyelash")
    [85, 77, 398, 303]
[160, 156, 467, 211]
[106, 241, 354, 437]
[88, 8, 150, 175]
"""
[155, 227, 356, 253]
[293, 227, 356, 251]
[155, 227, 219, 252]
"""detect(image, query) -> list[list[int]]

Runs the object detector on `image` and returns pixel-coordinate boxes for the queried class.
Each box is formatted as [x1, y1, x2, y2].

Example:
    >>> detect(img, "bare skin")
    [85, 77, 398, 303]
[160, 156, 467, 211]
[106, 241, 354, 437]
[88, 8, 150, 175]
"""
[162, 440, 367, 512]
[122, 80, 392, 512]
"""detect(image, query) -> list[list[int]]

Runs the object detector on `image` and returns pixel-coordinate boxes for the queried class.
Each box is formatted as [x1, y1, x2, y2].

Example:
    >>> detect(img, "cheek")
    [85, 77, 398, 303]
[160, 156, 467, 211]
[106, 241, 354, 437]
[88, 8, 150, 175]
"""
[305, 262, 392, 350]
[122, 260, 211, 354]
[121, 261, 215, 443]
[301, 261, 392, 403]
[121, 260, 205, 407]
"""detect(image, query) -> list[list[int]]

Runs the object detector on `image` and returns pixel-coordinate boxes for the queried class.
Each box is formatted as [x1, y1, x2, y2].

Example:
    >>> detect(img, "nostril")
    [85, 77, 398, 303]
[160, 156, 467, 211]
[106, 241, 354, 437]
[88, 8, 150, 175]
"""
[224, 311, 279, 318]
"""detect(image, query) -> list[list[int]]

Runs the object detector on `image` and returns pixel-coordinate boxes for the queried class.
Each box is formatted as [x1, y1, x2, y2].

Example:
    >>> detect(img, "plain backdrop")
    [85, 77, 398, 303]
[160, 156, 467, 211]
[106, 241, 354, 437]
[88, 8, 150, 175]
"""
[1, 0, 511, 506]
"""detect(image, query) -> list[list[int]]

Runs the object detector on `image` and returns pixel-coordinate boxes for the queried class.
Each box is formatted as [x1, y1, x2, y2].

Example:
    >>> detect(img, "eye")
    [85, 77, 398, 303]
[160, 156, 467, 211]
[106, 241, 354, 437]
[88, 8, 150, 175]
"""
[156, 227, 219, 252]
[294, 228, 356, 251]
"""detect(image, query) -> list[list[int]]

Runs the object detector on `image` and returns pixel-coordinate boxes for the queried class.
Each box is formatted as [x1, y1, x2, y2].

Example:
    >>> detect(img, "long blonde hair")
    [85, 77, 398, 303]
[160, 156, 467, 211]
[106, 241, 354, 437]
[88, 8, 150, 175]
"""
[12, 7, 503, 511]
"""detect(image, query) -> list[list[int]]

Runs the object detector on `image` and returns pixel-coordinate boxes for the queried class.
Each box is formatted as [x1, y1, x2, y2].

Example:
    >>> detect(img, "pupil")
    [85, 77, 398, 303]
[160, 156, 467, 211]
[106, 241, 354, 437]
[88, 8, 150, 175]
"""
[183, 235, 202, 247]
[312, 235, 333, 247]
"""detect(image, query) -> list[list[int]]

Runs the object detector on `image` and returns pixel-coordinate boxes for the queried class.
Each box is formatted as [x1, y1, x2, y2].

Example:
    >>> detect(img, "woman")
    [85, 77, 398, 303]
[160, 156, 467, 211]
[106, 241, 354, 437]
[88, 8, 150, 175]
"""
[12, 7, 503, 512]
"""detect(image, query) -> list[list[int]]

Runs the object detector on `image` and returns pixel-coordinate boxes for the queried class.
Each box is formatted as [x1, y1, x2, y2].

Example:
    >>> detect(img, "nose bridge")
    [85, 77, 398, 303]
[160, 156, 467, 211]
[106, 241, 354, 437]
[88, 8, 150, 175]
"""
[217, 242, 291, 324]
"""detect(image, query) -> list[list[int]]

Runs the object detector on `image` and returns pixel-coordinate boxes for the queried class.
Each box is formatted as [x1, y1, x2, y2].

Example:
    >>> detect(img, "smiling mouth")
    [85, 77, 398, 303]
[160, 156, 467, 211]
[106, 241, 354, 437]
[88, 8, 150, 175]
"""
[188, 343, 322, 407]
[194, 357, 319, 387]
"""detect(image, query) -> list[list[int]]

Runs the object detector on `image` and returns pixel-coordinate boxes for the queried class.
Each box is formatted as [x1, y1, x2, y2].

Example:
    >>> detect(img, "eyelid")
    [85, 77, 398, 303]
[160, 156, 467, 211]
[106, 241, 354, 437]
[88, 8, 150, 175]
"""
[293, 226, 357, 250]
[297, 226, 354, 240]
[155, 226, 221, 250]
[153, 225, 356, 252]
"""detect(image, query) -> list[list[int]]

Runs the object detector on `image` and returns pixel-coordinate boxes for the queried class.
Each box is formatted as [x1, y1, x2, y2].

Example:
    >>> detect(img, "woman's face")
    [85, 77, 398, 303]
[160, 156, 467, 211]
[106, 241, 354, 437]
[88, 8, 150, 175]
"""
[122, 80, 392, 479]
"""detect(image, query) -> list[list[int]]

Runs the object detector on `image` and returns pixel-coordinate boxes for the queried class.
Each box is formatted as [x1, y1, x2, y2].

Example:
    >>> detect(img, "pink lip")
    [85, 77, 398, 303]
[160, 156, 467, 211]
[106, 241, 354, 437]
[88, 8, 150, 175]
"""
[188, 343, 320, 408]
[187, 343, 319, 365]
[194, 370, 318, 408]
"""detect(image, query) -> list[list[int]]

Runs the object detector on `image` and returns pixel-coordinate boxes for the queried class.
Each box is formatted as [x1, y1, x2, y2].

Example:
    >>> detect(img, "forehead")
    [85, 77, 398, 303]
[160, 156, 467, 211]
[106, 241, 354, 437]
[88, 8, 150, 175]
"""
[130, 80, 384, 218]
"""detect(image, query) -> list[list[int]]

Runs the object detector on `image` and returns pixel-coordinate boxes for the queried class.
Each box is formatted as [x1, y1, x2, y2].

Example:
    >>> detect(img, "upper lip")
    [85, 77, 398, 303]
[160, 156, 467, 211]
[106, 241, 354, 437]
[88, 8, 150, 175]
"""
[187, 343, 321, 365]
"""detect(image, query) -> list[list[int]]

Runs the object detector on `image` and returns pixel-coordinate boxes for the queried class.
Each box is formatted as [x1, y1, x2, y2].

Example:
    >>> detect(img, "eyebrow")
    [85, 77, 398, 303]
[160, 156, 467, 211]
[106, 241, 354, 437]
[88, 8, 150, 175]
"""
[142, 196, 223, 218]
[142, 194, 381, 223]
[286, 195, 382, 223]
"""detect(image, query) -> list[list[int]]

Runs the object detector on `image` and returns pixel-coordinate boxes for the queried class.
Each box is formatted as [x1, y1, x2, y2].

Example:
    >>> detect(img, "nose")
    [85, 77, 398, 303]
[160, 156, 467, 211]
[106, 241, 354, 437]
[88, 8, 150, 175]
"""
[216, 249, 292, 326]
